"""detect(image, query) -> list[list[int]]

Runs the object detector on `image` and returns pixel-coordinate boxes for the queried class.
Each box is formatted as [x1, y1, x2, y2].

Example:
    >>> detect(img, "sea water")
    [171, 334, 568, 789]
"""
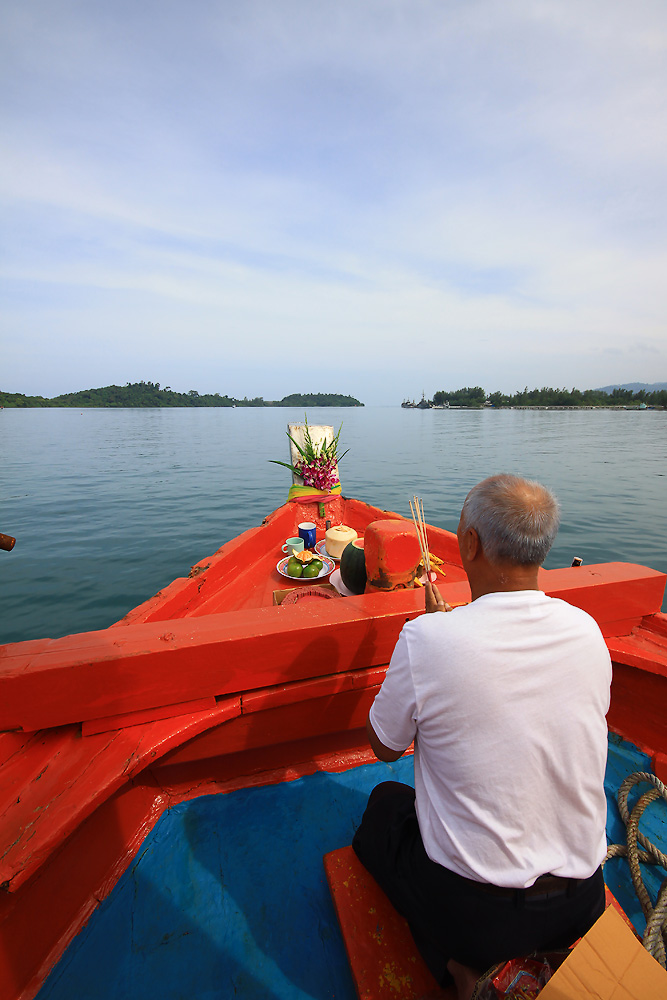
[1, 406, 665, 643]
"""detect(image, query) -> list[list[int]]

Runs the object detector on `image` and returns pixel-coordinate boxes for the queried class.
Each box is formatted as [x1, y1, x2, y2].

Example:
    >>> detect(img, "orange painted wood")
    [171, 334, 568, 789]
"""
[538, 563, 666, 632]
[112, 497, 448, 624]
[0, 731, 35, 770]
[155, 729, 381, 795]
[0, 775, 168, 1000]
[0, 736, 384, 1000]
[605, 614, 667, 751]
[2, 563, 663, 734]
[606, 625, 667, 675]
[240, 666, 388, 715]
[0, 699, 240, 892]
[639, 611, 667, 638]
[113, 504, 296, 624]
[81, 696, 217, 736]
[324, 845, 445, 1000]
[0, 667, 387, 898]
[323, 849, 637, 1000]
[0, 668, 383, 897]
[158, 683, 381, 766]
[0, 595, 424, 732]
[608, 661, 667, 755]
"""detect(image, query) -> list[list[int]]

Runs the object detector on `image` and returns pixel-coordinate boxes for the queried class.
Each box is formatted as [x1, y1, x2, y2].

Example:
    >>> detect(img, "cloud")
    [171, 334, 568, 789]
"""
[1, 1, 666, 402]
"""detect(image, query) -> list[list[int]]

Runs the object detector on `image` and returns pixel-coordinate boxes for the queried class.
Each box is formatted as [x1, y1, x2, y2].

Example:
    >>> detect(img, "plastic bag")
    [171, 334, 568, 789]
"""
[471, 953, 567, 999]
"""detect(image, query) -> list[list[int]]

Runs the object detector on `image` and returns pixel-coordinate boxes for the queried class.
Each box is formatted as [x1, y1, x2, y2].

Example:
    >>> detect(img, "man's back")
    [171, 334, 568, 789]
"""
[355, 475, 611, 981]
[370, 590, 612, 886]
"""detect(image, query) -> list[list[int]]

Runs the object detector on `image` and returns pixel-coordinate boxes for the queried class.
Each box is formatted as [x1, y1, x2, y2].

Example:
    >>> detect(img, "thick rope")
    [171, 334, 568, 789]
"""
[604, 771, 667, 967]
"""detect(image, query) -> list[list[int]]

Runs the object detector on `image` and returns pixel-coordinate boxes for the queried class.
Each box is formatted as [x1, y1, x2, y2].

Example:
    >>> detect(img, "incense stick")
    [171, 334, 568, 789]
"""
[409, 497, 427, 566]
[409, 496, 431, 577]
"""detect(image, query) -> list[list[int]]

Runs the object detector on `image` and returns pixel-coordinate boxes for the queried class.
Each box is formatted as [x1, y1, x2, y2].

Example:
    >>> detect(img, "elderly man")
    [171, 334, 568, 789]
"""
[353, 474, 611, 989]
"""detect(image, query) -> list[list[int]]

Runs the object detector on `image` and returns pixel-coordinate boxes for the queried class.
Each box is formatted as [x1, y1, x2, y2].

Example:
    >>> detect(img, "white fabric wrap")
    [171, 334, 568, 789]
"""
[369, 591, 612, 888]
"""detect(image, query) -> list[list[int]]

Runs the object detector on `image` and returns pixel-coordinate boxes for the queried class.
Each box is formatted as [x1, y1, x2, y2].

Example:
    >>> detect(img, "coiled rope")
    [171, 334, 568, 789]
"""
[604, 771, 667, 967]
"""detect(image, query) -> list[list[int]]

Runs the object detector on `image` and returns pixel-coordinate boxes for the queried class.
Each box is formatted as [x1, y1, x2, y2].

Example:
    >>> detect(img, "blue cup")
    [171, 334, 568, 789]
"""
[298, 521, 317, 549]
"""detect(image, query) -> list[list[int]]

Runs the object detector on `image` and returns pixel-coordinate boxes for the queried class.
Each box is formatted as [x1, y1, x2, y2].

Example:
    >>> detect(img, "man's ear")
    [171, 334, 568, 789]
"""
[463, 527, 481, 561]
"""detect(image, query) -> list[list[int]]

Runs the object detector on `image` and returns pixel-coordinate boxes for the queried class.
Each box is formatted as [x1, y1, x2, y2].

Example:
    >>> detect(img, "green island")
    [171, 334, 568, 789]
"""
[0, 383, 364, 408]
[403, 385, 667, 409]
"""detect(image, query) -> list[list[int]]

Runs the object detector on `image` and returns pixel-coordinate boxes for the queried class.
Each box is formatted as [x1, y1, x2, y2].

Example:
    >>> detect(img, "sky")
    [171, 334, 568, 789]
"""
[2, 1, 666, 405]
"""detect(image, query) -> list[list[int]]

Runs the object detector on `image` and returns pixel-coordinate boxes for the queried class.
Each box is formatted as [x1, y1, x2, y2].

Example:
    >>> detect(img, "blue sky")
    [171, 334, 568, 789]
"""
[2, 1, 666, 405]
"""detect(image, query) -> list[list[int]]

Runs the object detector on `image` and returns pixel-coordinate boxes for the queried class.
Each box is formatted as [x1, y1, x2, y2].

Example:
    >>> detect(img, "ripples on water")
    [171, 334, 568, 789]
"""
[1, 406, 665, 642]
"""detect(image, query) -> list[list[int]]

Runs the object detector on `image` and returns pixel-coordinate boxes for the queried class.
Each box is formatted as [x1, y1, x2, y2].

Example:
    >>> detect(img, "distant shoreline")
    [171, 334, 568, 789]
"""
[0, 383, 364, 409]
[403, 383, 666, 410]
[404, 404, 664, 411]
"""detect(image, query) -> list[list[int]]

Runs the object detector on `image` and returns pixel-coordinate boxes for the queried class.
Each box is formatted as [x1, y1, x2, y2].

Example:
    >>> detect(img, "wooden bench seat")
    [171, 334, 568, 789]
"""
[324, 845, 637, 1000]
[324, 845, 451, 999]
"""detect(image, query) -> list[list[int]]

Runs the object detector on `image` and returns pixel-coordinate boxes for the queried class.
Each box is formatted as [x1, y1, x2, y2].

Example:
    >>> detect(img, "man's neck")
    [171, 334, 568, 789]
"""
[468, 563, 541, 602]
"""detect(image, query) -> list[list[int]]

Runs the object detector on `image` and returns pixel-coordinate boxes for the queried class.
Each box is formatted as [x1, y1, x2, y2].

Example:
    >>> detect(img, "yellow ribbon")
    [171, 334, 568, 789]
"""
[287, 483, 342, 502]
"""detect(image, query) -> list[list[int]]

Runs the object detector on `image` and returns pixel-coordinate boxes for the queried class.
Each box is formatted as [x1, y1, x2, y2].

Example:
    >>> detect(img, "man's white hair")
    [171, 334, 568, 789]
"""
[461, 474, 560, 566]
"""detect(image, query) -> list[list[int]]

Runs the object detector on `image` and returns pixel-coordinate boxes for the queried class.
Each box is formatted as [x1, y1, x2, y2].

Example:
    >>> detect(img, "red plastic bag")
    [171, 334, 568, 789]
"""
[471, 953, 567, 999]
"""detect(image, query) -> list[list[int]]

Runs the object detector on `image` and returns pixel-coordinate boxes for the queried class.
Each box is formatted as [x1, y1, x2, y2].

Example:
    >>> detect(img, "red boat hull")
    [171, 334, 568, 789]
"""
[1, 496, 666, 999]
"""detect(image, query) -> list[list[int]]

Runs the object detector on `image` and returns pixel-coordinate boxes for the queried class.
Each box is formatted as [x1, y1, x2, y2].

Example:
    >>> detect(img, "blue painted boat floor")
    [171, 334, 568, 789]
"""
[603, 735, 666, 938]
[37, 740, 667, 1000]
[38, 756, 415, 1000]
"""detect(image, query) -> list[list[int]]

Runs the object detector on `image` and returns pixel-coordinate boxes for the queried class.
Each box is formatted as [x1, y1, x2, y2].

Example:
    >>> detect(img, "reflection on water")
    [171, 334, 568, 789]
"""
[1, 406, 665, 642]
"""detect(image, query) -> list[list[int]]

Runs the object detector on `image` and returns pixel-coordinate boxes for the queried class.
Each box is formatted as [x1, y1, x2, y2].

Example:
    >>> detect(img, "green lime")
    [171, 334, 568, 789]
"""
[302, 562, 321, 578]
[287, 558, 303, 578]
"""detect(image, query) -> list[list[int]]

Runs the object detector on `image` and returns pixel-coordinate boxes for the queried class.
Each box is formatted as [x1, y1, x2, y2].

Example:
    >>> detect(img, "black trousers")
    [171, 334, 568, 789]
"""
[352, 782, 605, 986]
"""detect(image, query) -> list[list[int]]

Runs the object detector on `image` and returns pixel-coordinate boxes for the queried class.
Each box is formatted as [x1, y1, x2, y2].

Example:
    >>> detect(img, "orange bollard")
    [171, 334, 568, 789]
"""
[364, 520, 421, 593]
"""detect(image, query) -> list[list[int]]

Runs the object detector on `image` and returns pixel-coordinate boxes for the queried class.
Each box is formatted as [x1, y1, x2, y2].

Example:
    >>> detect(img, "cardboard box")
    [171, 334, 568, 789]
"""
[540, 905, 667, 999]
[272, 583, 338, 605]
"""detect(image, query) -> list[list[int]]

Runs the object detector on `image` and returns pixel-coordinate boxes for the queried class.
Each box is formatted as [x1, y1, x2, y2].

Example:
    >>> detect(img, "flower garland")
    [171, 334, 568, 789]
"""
[270, 414, 348, 500]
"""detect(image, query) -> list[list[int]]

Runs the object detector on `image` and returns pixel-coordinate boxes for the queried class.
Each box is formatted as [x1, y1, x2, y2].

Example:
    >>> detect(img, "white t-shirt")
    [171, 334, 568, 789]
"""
[369, 590, 611, 888]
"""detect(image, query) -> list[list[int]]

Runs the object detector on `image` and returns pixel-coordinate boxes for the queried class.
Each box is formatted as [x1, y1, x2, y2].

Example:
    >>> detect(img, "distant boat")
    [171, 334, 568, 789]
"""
[402, 393, 432, 409]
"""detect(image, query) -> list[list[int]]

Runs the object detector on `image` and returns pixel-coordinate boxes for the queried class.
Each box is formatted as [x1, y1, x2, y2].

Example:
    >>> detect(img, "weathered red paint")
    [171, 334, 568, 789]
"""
[324, 847, 637, 1000]
[606, 614, 667, 755]
[0, 775, 167, 1000]
[1, 565, 663, 734]
[364, 519, 422, 592]
[0, 699, 242, 893]
[81, 696, 218, 736]
[324, 845, 445, 999]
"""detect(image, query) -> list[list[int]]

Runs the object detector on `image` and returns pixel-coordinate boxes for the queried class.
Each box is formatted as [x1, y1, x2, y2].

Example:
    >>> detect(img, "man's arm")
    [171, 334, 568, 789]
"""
[366, 714, 405, 762]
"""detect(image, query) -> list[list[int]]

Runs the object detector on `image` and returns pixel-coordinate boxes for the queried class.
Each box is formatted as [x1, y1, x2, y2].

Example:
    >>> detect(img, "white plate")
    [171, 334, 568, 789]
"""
[314, 539, 339, 561]
[329, 568, 356, 597]
[276, 555, 335, 581]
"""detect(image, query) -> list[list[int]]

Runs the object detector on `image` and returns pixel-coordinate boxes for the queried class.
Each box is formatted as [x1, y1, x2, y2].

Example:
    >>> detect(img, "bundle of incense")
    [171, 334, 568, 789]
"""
[409, 496, 431, 577]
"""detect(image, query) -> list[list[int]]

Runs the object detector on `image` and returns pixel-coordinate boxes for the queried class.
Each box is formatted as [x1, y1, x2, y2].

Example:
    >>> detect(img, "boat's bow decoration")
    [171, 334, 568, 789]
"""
[270, 419, 345, 504]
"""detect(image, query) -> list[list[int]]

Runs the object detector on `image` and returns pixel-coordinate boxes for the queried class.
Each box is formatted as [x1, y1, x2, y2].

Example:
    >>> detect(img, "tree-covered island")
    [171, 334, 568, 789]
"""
[0, 383, 364, 408]
[402, 385, 667, 409]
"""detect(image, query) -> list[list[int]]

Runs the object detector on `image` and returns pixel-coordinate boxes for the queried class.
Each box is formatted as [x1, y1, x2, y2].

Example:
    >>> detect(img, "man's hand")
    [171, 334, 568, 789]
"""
[425, 579, 453, 614]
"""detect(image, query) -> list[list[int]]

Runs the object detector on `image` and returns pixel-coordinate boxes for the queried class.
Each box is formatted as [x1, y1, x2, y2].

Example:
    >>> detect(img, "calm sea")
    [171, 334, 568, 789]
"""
[1, 406, 665, 643]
